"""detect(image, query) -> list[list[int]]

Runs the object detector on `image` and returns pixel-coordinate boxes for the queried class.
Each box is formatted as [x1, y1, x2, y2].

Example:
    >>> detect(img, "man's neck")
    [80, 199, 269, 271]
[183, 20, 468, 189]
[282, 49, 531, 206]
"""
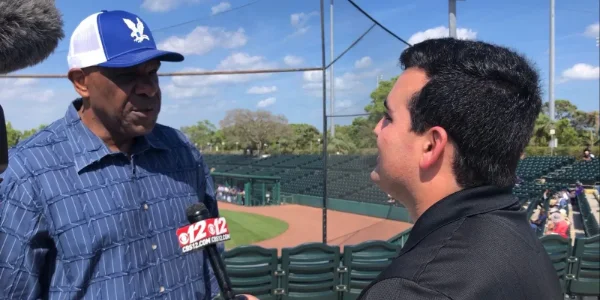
[409, 178, 462, 222]
[78, 106, 133, 154]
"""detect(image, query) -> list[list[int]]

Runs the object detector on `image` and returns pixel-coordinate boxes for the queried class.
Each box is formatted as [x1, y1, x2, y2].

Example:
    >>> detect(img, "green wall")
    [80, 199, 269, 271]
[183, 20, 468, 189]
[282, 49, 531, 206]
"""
[285, 193, 413, 223]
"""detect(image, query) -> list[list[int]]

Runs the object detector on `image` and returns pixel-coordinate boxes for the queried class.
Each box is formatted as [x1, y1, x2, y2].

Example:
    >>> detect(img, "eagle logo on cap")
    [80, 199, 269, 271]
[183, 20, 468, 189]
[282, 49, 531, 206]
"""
[123, 17, 150, 43]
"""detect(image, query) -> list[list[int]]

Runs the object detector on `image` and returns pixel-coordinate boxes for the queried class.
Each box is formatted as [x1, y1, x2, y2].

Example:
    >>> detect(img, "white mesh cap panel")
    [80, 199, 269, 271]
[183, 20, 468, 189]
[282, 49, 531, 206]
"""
[67, 12, 107, 69]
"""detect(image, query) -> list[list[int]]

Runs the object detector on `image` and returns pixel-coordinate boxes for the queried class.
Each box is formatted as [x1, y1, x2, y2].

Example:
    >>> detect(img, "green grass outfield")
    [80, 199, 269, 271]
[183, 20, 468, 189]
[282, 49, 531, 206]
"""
[220, 210, 289, 249]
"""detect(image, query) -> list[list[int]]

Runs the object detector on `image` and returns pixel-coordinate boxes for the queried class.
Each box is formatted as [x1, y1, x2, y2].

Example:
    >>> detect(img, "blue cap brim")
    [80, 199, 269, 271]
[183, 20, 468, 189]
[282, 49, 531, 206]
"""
[97, 48, 184, 68]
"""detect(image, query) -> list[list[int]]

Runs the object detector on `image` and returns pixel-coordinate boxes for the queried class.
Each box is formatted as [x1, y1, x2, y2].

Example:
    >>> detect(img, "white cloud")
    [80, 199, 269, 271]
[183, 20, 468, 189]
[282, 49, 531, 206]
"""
[247, 86, 277, 94]
[335, 100, 353, 109]
[289, 12, 318, 37]
[302, 68, 382, 97]
[217, 52, 276, 70]
[284, 55, 304, 67]
[0, 79, 55, 102]
[158, 26, 247, 55]
[164, 53, 277, 99]
[163, 84, 217, 99]
[211, 1, 231, 15]
[354, 56, 372, 69]
[257, 97, 276, 108]
[408, 26, 477, 45]
[0, 79, 77, 131]
[560, 63, 599, 82]
[584, 22, 599, 38]
[141, 0, 202, 12]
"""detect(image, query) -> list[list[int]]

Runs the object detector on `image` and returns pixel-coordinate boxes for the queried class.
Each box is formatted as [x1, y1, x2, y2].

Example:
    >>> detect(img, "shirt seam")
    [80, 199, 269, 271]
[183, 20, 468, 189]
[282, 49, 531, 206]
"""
[415, 218, 466, 283]
[375, 277, 453, 299]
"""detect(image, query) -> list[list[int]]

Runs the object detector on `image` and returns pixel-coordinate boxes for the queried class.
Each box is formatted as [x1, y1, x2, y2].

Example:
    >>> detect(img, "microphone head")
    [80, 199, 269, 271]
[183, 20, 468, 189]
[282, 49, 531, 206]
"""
[0, 0, 65, 74]
[186, 203, 211, 224]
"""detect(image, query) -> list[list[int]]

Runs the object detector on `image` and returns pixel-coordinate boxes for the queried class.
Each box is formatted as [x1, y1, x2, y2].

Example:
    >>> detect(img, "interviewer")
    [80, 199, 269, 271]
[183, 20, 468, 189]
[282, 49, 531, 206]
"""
[357, 38, 562, 299]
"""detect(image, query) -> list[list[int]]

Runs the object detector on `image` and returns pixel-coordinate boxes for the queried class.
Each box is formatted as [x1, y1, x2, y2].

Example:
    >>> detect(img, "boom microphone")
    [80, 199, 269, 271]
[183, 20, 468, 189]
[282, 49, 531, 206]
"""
[177, 203, 238, 300]
[0, 0, 65, 174]
[0, 0, 65, 74]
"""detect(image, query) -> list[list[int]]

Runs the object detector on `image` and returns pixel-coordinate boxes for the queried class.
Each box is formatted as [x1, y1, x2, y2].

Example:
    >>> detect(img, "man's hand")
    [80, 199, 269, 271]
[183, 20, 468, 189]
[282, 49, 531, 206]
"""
[236, 295, 259, 300]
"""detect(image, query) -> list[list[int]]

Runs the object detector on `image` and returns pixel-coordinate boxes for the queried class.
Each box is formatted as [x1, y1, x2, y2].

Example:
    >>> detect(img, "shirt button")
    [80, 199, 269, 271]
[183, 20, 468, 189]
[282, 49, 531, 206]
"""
[143, 203, 149, 210]
[152, 244, 157, 250]
[159, 286, 165, 293]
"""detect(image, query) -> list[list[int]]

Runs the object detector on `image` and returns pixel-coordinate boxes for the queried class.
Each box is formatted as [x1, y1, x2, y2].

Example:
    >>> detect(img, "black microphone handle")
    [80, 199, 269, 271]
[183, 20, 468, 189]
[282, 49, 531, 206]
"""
[205, 244, 236, 300]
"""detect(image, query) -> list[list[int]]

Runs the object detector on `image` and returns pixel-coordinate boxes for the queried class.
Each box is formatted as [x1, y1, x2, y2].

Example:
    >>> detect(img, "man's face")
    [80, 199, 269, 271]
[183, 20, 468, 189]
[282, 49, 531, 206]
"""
[84, 60, 162, 138]
[371, 68, 429, 200]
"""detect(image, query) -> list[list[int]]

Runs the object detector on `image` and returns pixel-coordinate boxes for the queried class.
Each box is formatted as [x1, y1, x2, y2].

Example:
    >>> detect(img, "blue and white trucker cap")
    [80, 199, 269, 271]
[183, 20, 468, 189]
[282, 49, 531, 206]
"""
[67, 10, 184, 69]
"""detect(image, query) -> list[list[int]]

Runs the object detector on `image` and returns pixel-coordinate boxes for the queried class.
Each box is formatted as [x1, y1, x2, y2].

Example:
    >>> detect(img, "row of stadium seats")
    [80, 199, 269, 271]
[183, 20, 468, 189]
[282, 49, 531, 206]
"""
[204, 154, 378, 171]
[204, 154, 597, 205]
[545, 160, 600, 184]
[516, 155, 574, 180]
[576, 193, 600, 237]
[217, 235, 600, 300]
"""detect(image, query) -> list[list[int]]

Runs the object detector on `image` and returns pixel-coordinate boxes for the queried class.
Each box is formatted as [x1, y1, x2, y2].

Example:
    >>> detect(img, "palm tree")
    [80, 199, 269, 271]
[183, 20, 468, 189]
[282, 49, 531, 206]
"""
[531, 113, 553, 146]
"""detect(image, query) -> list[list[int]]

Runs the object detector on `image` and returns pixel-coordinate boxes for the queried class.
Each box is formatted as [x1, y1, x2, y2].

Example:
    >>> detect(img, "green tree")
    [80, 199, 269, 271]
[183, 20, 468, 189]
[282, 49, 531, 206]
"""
[554, 118, 581, 146]
[542, 99, 578, 121]
[220, 109, 290, 154]
[327, 132, 357, 154]
[289, 123, 321, 153]
[332, 75, 397, 151]
[21, 124, 47, 141]
[181, 120, 217, 149]
[364, 76, 397, 124]
[5, 122, 21, 147]
[530, 113, 553, 146]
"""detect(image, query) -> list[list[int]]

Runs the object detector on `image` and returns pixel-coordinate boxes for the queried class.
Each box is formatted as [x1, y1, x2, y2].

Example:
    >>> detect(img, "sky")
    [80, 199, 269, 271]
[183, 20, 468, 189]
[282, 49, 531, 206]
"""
[0, 0, 598, 132]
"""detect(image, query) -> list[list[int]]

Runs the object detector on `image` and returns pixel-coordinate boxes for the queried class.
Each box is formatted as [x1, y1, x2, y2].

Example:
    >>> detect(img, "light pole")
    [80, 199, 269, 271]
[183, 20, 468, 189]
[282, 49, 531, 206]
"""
[329, 0, 335, 138]
[449, 0, 457, 38]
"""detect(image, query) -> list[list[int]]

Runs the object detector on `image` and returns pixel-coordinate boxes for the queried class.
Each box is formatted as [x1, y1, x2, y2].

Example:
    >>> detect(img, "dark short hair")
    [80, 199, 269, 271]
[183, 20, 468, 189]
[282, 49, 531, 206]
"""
[400, 38, 542, 188]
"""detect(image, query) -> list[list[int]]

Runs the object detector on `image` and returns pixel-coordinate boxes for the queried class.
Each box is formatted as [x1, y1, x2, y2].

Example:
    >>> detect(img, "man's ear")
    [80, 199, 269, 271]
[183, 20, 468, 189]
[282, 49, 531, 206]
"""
[68, 68, 90, 98]
[419, 126, 448, 170]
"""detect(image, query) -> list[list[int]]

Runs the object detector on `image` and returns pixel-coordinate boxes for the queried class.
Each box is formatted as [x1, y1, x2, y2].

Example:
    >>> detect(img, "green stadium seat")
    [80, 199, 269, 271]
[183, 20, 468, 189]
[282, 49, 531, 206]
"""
[540, 235, 572, 294]
[566, 235, 600, 298]
[222, 246, 280, 299]
[341, 241, 401, 300]
[280, 243, 342, 300]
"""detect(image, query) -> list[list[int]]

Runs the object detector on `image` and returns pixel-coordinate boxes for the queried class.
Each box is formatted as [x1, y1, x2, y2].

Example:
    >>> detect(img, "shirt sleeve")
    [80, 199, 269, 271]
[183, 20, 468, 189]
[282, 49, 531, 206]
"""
[0, 160, 51, 300]
[360, 278, 451, 300]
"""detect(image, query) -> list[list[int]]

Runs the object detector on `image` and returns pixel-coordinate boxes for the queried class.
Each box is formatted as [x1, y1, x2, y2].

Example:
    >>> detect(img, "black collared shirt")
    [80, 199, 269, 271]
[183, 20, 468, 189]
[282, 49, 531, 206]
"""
[358, 186, 563, 300]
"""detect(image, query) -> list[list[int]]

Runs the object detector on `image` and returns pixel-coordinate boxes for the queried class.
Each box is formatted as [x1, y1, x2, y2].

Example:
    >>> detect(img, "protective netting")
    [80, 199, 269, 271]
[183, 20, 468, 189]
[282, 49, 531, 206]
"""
[0, 0, 413, 244]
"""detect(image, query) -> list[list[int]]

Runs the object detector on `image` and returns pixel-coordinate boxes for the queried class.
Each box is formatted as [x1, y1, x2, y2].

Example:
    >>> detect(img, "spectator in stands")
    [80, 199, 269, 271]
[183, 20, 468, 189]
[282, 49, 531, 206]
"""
[558, 189, 569, 210]
[530, 208, 547, 231]
[387, 194, 395, 203]
[547, 210, 569, 239]
[569, 181, 584, 207]
[582, 147, 593, 161]
[574, 181, 584, 196]
[537, 189, 551, 210]
[360, 38, 562, 299]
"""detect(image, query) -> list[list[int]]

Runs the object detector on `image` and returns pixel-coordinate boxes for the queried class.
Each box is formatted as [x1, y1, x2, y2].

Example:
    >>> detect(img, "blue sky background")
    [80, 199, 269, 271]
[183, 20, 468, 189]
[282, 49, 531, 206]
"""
[1, 0, 598, 131]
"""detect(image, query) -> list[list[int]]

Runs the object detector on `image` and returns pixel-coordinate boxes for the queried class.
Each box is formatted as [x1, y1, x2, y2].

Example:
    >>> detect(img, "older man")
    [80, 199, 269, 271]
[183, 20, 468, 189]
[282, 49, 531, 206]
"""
[0, 10, 232, 299]
[359, 38, 563, 299]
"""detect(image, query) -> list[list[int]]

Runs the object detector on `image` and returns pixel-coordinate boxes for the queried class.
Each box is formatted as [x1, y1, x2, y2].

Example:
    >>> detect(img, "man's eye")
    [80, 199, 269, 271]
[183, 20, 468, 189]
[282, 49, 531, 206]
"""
[384, 112, 392, 121]
[115, 73, 137, 81]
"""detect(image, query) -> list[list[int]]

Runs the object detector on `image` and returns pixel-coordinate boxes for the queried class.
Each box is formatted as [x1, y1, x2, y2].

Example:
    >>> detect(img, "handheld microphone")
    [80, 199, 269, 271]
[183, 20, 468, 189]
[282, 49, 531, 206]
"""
[0, 0, 65, 174]
[177, 203, 237, 300]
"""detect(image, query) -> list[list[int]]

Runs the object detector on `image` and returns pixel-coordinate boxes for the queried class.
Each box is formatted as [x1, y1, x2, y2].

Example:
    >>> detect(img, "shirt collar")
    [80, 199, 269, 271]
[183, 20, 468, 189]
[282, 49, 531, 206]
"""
[64, 98, 170, 173]
[400, 185, 518, 254]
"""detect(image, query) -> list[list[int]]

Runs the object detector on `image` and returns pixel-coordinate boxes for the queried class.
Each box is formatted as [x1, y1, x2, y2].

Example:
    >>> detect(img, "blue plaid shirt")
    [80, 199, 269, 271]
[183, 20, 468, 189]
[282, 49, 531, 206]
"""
[0, 99, 222, 299]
